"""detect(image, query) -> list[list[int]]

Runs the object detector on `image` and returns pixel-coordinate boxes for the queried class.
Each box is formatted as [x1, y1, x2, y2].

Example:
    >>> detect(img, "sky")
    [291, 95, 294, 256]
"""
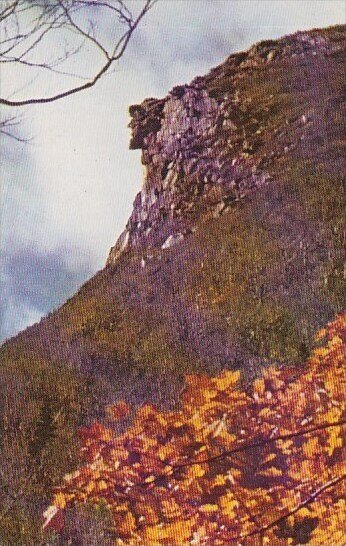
[1, 0, 345, 341]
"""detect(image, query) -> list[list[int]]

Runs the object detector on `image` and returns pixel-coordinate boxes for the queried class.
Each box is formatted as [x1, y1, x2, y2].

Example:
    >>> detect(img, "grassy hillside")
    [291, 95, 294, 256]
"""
[0, 25, 345, 545]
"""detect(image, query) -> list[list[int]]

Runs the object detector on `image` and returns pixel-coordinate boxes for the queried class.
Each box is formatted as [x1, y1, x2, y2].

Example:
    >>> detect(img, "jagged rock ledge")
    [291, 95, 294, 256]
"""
[106, 80, 268, 265]
[106, 26, 344, 265]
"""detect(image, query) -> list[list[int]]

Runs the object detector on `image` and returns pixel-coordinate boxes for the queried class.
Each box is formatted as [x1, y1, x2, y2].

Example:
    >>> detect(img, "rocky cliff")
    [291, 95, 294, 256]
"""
[107, 83, 269, 262]
[108, 27, 344, 264]
[0, 25, 345, 546]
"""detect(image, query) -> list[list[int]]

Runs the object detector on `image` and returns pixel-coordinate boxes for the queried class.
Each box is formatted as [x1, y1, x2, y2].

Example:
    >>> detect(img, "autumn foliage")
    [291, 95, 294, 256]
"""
[44, 314, 346, 545]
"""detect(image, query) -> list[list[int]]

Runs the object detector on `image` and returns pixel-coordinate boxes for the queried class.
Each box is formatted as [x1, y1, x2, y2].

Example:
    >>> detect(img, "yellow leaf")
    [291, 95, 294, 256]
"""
[54, 492, 67, 509]
[259, 407, 274, 418]
[259, 466, 282, 477]
[117, 512, 136, 537]
[85, 482, 95, 494]
[200, 504, 218, 513]
[164, 519, 194, 543]
[191, 464, 205, 478]
[302, 437, 319, 457]
[95, 480, 108, 492]
[263, 452, 276, 463]
[214, 370, 240, 391]
[161, 498, 182, 520]
[213, 474, 226, 486]
[253, 378, 265, 395]
[219, 493, 239, 519]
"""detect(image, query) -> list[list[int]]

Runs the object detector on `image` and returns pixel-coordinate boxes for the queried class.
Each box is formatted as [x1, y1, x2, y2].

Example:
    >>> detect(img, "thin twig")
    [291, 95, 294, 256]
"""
[231, 474, 345, 544]
[0, 0, 156, 106]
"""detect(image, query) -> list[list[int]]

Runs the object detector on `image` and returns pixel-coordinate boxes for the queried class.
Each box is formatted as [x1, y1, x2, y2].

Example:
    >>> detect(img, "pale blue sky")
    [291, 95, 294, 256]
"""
[1, 0, 345, 340]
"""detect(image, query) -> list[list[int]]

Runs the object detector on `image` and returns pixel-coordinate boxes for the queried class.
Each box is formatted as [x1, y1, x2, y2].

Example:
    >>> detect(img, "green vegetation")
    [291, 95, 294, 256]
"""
[0, 352, 96, 545]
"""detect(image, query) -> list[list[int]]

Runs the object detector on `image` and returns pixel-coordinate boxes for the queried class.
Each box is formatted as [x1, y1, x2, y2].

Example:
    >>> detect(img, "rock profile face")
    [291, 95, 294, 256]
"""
[107, 83, 268, 263]
[0, 25, 345, 544]
[107, 27, 344, 264]
[107, 77, 266, 262]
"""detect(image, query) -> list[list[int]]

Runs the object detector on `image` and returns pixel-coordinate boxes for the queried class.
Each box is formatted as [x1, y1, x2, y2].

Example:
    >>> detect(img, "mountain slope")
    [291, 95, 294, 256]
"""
[0, 25, 345, 545]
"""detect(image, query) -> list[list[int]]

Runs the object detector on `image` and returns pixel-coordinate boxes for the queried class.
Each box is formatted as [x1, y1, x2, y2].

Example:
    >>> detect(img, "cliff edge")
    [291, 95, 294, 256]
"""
[107, 26, 345, 265]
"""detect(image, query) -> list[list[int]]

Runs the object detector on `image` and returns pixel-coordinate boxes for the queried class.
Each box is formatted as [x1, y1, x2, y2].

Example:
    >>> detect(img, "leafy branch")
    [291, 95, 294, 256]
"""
[42, 314, 346, 545]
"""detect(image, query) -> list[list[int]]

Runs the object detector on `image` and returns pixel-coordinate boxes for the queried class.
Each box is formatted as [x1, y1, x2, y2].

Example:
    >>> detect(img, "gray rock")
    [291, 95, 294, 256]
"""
[161, 233, 184, 250]
[222, 118, 238, 131]
[107, 229, 130, 264]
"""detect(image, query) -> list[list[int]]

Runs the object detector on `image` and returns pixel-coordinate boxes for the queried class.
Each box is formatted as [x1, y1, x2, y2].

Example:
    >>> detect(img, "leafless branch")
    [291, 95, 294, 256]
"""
[168, 418, 346, 472]
[57, 0, 110, 59]
[0, 1, 20, 23]
[109, 419, 346, 493]
[0, 0, 157, 107]
[0, 112, 32, 142]
[232, 474, 345, 545]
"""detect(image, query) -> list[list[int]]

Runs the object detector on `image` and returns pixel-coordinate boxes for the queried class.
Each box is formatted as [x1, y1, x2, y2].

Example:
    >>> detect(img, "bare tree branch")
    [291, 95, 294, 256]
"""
[57, 0, 110, 59]
[0, 0, 157, 107]
[233, 474, 345, 545]
[0, 112, 32, 142]
[167, 419, 346, 472]
[106, 419, 346, 493]
[0, 1, 20, 23]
